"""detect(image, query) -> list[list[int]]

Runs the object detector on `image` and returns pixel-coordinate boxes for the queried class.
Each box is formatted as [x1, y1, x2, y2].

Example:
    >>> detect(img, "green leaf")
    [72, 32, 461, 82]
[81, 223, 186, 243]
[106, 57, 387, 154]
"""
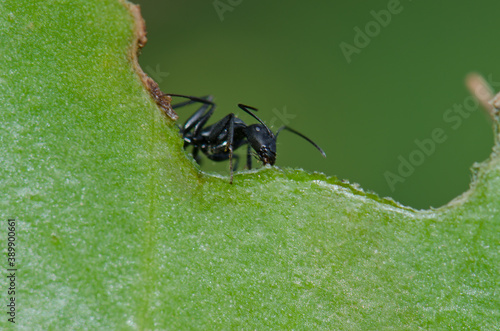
[1, 0, 499, 329]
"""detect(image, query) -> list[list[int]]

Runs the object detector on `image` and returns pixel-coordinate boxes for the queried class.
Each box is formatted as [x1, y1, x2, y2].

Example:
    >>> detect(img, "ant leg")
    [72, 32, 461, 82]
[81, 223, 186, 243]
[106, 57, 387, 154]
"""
[172, 94, 213, 109]
[206, 113, 235, 147]
[169, 95, 216, 136]
[169, 94, 213, 109]
[232, 154, 240, 172]
[246, 144, 252, 169]
[228, 116, 235, 183]
[207, 113, 236, 183]
[192, 147, 202, 165]
[184, 98, 216, 136]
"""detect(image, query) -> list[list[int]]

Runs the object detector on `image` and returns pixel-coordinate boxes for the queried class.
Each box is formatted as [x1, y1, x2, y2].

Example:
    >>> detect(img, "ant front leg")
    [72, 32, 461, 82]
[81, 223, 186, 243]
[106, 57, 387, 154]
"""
[246, 144, 252, 170]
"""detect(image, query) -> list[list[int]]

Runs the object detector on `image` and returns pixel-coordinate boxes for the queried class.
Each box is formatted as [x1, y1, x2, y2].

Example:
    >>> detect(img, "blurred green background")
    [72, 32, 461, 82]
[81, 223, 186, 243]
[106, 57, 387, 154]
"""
[133, 0, 500, 209]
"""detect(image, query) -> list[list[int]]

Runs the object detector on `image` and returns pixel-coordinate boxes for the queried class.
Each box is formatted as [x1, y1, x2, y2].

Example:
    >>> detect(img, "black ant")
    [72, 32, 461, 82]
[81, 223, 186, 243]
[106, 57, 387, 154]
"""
[169, 94, 326, 184]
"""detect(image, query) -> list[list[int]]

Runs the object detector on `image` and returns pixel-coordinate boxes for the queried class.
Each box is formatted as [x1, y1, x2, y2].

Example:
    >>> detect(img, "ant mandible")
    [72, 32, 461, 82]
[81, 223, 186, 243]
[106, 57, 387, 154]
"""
[169, 94, 326, 184]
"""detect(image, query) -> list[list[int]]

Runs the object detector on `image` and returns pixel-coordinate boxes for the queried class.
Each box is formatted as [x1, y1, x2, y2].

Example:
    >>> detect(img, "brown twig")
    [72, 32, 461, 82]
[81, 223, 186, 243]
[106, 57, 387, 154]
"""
[466, 73, 497, 120]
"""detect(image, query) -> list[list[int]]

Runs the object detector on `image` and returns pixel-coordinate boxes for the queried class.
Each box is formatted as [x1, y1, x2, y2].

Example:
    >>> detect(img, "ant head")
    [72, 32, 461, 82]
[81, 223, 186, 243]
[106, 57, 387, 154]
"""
[245, 124, 276, 165]
[238, 104, 325, 167]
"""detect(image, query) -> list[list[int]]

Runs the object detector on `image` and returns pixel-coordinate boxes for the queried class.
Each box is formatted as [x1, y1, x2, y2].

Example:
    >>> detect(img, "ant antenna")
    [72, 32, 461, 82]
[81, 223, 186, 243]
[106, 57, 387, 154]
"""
[276, 126, 326, 157]
[238, 104, 274, 137]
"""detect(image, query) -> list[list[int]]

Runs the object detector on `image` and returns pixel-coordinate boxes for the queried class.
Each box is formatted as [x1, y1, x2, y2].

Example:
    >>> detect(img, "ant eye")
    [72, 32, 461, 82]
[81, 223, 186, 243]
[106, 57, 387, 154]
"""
[255, 127, 261, 132]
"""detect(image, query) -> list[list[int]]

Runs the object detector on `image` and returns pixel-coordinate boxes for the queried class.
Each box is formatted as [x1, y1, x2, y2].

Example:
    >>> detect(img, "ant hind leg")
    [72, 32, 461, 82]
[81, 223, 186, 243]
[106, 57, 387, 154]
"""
[169, 94, 213, 109]
[169, 95, 217, 136]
